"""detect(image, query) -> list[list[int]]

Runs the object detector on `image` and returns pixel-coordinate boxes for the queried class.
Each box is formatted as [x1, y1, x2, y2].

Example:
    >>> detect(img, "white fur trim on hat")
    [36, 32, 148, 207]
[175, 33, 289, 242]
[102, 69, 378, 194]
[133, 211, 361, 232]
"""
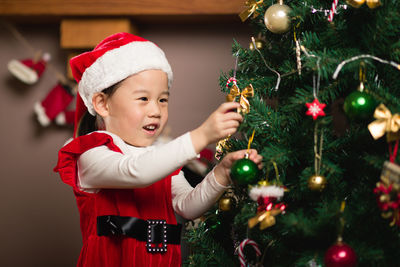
[34, 102, 51, 126]
[79, 41, 173, 115]
[249, 185, 285, 201]
[8, 59, 39, 85]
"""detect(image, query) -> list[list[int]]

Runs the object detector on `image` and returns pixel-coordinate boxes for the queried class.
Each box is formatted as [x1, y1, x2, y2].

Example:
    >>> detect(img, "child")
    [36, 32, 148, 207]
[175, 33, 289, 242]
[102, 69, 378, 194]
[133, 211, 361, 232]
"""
[54, 32, 262, 267]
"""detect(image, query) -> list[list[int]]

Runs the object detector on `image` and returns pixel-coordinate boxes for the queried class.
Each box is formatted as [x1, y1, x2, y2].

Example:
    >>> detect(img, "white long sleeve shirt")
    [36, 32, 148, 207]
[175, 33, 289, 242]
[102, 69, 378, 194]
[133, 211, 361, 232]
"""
[77, 131, 229, 220]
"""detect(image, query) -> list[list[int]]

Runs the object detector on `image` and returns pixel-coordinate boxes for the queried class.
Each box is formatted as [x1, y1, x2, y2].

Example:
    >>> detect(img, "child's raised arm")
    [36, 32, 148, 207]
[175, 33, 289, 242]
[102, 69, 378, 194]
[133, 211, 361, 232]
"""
[77, 102, 248, 190]
[190, 102, 243, 154]
[190, 102, 262, 186]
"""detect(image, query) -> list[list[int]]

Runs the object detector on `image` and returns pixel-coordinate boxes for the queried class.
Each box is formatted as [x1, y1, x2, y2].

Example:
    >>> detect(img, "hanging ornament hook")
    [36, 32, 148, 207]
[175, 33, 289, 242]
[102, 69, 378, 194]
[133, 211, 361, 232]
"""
[314, 123, 324, 175]
[251, 37, 281, 91]
[294, 25, 302, 76]
[246, 129, 256, 157]
[358, 61, 367, 92]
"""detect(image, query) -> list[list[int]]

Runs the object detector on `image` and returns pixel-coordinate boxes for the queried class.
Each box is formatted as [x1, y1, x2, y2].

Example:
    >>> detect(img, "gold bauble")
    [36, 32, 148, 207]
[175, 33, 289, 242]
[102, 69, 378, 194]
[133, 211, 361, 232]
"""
[218, 196, 233, 211]
[249, 40, 263, 51]
[366, 0, 382, 9]
[379, 194, 390, 203]
[346, 0, 366, 8]
[307, 174, 327, 191]
[264, 3, 292, 34]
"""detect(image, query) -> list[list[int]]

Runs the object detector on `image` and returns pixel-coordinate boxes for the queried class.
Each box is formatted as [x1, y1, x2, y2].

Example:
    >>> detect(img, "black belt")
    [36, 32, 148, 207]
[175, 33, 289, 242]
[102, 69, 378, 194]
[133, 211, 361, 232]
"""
[97, 215, 182, 253]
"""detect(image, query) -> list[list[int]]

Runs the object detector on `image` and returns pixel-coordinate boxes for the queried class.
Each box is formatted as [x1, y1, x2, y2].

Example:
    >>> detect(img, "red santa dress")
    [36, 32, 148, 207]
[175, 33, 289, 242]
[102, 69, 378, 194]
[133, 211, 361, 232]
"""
[54, 132, 182, 267]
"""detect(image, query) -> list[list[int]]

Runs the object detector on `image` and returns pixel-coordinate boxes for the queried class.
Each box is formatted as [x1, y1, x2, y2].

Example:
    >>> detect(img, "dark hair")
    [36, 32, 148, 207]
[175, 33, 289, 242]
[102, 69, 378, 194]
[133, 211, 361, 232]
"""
[76, 82, 121, 137]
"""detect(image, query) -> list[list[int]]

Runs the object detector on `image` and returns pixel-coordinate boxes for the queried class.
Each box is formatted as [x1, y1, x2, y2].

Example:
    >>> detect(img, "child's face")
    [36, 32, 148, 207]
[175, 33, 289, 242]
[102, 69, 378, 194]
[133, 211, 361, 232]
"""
[103, 69, 169, 147]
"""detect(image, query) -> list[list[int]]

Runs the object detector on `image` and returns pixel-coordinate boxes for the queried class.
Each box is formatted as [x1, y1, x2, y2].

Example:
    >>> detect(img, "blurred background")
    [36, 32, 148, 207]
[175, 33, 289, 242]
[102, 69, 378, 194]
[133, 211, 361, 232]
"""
[0, 0, 250, 266]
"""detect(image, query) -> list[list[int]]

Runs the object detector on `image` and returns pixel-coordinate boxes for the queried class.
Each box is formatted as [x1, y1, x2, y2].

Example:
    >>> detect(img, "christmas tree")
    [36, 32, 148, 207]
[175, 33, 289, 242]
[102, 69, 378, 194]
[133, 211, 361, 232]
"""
[184, 0, 400, 266]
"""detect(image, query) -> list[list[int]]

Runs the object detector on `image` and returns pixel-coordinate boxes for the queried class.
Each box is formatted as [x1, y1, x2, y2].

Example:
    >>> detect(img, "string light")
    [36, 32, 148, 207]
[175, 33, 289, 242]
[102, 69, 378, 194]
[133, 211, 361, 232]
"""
[333, 54, 400, 80]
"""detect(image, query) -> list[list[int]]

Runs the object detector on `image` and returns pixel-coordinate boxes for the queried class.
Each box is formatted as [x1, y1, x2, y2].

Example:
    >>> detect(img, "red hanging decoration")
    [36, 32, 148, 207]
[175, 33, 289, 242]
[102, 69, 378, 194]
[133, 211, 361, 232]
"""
[226, 77, 237, 88]
[324, 241, 357, 267]
[237, 238, 261, 267]
[306, 98, 326, 120]
[248, 184, 286, 230]
[374, 161, 400, 227]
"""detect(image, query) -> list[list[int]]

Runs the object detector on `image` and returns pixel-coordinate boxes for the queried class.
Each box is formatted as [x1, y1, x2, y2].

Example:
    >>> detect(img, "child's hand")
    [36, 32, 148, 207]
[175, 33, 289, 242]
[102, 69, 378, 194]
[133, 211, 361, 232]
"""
[190, 102, 243, 153]
[214, 149, 263, 186]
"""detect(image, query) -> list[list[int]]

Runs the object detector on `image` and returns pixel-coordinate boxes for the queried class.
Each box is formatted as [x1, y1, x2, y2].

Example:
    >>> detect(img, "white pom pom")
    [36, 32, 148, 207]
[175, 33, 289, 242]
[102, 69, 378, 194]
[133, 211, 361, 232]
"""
[249, 185, 284, 201]
[42, 53, 51, 62]
[55, 112, 66, 125]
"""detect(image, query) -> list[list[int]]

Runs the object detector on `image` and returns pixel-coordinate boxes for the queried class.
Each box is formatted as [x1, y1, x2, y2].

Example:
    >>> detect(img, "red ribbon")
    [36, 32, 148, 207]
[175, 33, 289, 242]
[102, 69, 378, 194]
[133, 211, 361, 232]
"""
[388, 140, 399, 163]
[374, 184, 400, 219]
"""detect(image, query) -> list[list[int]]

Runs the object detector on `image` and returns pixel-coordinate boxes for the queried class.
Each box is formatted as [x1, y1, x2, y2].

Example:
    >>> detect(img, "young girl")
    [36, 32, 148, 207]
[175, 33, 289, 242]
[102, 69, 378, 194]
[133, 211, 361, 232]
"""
[54, 32, 262, 267]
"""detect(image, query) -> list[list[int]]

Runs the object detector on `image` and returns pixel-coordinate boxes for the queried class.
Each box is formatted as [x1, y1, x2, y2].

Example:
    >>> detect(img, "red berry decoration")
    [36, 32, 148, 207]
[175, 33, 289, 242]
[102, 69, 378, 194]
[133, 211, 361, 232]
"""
[324, 241, 357, 267]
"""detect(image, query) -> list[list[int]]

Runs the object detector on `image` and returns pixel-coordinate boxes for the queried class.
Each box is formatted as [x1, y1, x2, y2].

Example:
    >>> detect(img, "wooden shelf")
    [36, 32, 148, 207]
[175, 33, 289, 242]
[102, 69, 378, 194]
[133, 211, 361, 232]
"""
[0, 0, 245, 16]
[60, 18, 136, 48]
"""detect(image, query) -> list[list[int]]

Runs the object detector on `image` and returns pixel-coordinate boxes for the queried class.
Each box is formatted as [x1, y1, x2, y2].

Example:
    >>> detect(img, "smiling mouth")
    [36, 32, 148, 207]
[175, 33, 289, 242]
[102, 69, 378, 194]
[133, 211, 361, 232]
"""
[143, 124, 159, 134]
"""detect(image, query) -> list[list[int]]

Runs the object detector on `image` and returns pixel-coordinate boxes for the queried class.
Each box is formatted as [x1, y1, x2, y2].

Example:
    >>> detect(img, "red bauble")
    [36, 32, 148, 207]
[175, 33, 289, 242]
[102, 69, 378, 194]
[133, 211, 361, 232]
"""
[324, 241, 357, 267]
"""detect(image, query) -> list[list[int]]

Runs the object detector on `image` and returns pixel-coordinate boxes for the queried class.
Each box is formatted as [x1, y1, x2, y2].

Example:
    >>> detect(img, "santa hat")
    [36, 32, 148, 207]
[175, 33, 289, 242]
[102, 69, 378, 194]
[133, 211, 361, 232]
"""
[70, 32, 173, 136]
[8, 53, 51, 84]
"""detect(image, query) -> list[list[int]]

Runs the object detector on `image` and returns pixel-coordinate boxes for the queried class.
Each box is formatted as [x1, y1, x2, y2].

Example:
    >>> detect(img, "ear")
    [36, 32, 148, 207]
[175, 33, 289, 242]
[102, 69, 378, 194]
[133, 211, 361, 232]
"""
[92, 92, 109, 117]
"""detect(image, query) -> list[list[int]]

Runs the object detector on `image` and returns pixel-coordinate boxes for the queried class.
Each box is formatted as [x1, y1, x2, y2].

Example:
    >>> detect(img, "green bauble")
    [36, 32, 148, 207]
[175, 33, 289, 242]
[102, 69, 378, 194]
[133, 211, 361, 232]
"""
[230, 158, 258, 185]
[343, 91, 377, 121]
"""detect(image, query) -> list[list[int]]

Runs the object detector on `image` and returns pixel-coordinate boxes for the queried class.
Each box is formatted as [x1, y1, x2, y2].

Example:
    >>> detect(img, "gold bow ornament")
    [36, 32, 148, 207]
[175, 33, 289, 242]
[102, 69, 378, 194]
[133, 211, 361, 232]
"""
[239, 0, 264, 22]
[368, 104, 400, 142]
[215, 136, 231, 160]
[346, 0, 382, 9]
[248, 184, 286, 230]
[226, 84, 255, 114]
[215, 84, 254, 159]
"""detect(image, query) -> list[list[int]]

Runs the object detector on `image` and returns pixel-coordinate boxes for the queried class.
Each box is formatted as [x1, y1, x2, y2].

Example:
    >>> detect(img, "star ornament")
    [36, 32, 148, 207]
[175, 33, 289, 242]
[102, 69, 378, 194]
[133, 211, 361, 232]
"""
[306, 98, 326, 120]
